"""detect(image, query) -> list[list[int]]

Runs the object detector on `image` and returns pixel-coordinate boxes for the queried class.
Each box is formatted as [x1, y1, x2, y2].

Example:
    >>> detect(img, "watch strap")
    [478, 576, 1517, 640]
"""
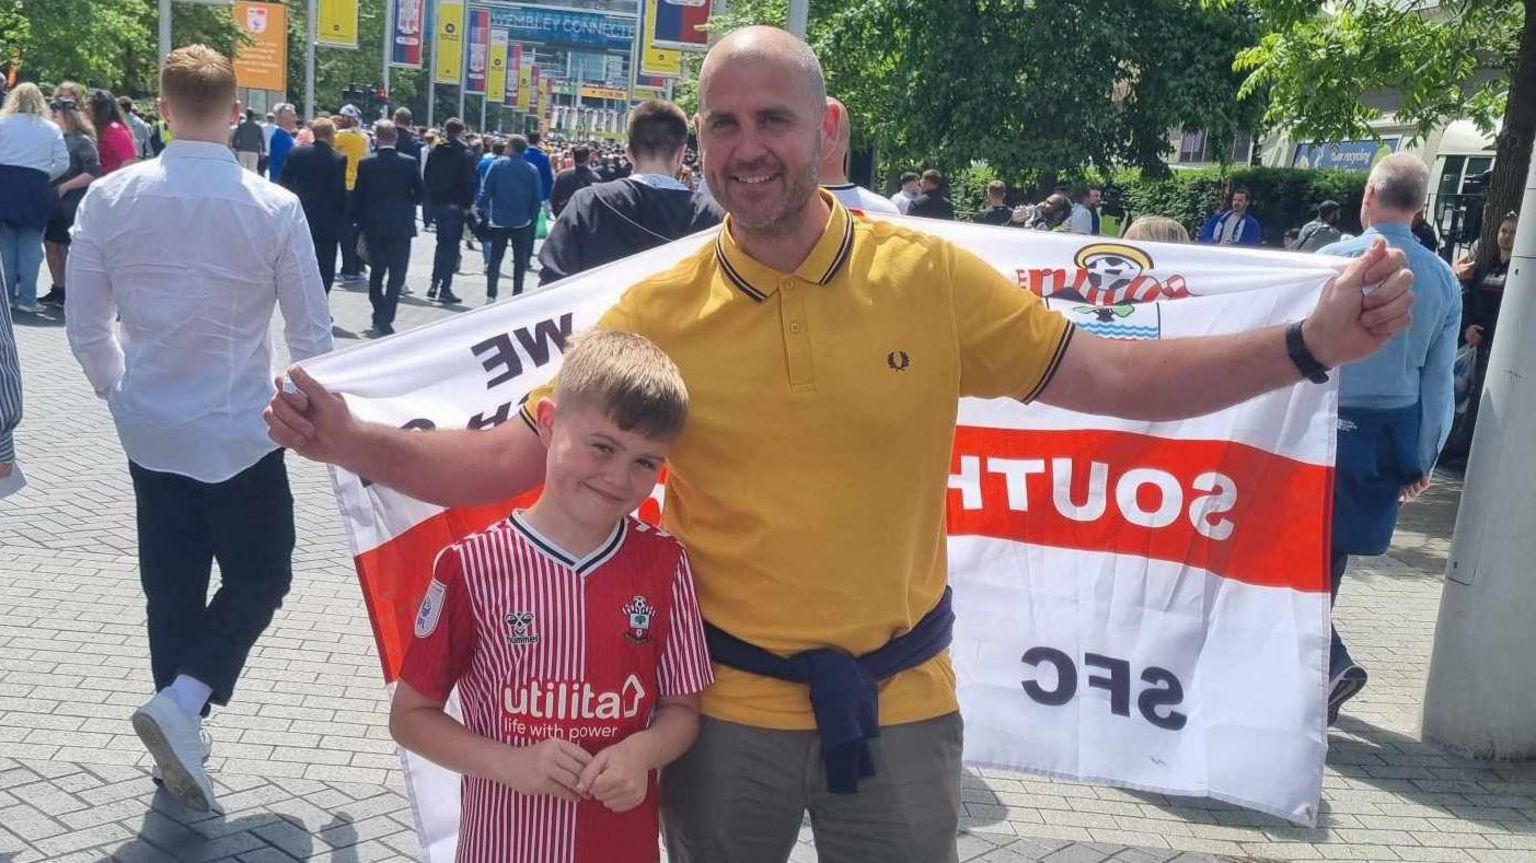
[1286, 320, 1331, 384]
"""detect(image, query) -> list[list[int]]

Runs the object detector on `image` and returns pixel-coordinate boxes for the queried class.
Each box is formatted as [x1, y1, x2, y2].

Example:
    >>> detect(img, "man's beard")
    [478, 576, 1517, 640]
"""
[714, 143, 821, 239]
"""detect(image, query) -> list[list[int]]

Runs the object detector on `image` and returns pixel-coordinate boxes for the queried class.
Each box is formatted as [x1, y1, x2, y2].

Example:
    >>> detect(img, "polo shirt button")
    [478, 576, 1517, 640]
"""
[789, 321, 803, 334]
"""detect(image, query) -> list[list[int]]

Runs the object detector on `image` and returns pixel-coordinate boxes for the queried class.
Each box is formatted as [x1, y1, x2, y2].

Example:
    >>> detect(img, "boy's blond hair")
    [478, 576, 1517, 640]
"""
[160, 44, 237, 121]
[1123, 215, 1191, 244]
[553, 330, 689, 440]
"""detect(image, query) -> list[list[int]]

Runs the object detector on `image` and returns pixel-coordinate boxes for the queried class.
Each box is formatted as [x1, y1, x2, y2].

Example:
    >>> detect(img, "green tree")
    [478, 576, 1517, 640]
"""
[692, 0, 1264, 194]
[3, 0, 240, 96]
[1228, 0, 1531, 266]
[283, 0, 430, 123]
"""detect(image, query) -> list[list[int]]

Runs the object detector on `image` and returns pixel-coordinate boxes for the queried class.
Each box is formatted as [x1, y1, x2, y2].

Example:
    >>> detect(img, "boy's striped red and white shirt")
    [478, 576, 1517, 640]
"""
[400, 512, 713, 863]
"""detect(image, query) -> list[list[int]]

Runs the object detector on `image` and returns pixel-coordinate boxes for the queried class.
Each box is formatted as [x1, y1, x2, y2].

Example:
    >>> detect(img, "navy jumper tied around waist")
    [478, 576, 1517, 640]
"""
[703, 587, 956, 794]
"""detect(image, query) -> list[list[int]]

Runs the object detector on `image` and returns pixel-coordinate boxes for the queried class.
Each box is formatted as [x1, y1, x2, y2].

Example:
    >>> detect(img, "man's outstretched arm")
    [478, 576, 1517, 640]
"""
[1037, 238, 1415, 420]
[264, 366, 546, 506]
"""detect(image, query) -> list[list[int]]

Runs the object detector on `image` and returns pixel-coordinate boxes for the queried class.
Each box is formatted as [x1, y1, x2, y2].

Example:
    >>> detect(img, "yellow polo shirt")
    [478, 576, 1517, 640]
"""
[521, 192, 1073, 729]
[335, 128, 369, 190]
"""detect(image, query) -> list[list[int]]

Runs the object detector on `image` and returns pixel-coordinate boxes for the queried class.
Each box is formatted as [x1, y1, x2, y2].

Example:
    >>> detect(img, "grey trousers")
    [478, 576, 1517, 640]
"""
[661, 712, 963, 863]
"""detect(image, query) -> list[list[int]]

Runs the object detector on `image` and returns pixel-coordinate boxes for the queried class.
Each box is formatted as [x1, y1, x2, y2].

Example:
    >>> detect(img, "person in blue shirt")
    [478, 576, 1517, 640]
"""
[1316, 153, 1461, 725]
[475, 134, 542, 301]
[476, 138, 503, 273]
[523, 130, 554, 204]
[266, 103, 297, 183]
[1198, 187, 1263, 246]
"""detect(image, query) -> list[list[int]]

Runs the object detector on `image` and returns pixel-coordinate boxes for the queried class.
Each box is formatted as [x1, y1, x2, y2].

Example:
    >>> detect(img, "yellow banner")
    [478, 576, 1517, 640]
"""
[232, 2, 287, 92]
[640, 0, 682, 78]
[487, 31, 508, 104]
[433, 0, 465, 85]
[515, 64, 533, 111]
[316, 0, 358, 49]
[580, 85, 627, 101]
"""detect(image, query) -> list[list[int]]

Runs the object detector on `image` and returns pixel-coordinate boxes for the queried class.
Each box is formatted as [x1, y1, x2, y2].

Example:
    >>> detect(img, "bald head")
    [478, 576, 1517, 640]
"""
[699, 26, 826, 116]
[694, 26, 833, 239]
[818, 97, 852, 185]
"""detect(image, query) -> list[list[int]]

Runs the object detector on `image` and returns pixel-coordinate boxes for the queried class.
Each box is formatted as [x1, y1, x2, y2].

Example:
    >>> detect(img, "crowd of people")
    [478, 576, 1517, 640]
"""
[0, 23, 1507, 863]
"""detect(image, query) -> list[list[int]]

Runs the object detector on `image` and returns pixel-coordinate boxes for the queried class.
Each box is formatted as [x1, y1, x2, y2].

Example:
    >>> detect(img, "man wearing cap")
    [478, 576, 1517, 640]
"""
[334, 106, 372, 283]
[1296, 200, 1345, 253]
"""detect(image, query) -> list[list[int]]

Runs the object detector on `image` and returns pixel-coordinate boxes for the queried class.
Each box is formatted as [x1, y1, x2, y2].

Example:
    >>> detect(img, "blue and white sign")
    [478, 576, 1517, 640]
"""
[1292, 138, 1400, 171]
[484, 3, 635, 52]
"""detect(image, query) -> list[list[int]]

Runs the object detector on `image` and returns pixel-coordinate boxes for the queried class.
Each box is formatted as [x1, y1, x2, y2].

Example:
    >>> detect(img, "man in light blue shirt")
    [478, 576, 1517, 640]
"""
[1316, 153, 1460, 724]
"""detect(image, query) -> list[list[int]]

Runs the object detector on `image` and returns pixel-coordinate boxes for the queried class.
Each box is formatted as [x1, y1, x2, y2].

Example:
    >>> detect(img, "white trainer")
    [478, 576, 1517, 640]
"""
[151, 726, 212, 786]
[132, 691, 218, 812]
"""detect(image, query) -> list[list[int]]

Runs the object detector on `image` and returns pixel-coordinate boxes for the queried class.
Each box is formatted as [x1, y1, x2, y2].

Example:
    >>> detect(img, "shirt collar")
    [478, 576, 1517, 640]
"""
[163, 140, 238, 162]
[629, 173, 689, 191]
[1366, 221, 1413, 238]
[715, 188, 855, 303]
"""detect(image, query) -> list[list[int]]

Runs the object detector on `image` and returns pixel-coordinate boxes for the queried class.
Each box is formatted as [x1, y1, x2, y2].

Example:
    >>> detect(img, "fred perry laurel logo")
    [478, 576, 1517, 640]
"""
[887, 350, 911, 371]
[505, 611, 538, 645]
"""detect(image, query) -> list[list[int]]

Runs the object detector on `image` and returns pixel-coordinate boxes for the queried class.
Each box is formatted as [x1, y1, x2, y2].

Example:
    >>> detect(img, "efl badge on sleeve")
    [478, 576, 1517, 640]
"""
[414, 580, 447, 638]
[622, 595, 654, 645]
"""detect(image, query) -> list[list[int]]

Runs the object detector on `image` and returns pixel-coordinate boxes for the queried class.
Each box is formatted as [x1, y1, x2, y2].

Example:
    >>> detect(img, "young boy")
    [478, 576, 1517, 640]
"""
[390, 330, 713, 863]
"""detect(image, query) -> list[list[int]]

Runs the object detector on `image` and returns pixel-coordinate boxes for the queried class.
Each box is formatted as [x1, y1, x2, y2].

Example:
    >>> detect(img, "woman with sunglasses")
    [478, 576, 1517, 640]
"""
[0, 83, 70, 314]
[41, 83, 102, 308]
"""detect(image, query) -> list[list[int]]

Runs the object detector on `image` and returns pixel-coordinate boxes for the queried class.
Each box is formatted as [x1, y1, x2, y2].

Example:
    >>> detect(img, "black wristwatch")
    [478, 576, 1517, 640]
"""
[1286, 320, 1331, 384]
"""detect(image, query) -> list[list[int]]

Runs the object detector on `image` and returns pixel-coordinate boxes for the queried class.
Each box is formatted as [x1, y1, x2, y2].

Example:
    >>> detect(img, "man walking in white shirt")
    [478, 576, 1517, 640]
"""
[64, 45, 333, 814]
[889, 171, 919, 214]
[1068, 184, 1101, 235]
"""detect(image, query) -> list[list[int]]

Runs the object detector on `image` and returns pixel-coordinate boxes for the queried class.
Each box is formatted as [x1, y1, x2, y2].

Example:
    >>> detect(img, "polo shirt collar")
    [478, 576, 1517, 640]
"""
[715, 188, 855, 302]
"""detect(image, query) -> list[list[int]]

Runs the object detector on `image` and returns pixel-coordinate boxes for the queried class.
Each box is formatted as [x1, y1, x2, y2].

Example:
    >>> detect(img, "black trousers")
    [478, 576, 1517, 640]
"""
[129, 450, 295, 708]
[432, 205, 466, 291]
[367, 235, 412, 326]
[311, 228, 338, 293]
[486, 224, 533, 299]
[340, 192, 363, 276]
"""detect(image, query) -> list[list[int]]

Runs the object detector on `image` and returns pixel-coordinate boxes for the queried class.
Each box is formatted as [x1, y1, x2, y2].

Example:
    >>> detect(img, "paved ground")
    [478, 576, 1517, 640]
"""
[2, 234, 1533, 862]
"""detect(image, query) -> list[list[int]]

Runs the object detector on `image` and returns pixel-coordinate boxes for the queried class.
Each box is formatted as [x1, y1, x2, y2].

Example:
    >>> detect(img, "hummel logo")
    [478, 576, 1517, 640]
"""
[887, 350, 911, 371]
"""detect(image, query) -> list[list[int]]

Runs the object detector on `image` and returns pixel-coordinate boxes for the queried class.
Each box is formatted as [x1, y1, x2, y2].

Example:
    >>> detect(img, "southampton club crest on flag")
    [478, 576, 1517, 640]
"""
[1057, 300, 1162, 340]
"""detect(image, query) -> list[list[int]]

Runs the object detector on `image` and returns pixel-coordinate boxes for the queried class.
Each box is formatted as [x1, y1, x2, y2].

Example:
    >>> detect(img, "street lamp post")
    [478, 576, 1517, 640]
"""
[787, 0, 809, 37]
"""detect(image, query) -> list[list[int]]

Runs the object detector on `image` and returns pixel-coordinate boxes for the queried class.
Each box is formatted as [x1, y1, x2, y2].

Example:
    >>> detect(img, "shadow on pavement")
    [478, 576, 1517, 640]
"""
[1325, 715, 1533, 828]
[112, 789, 363, 862]
[10, 310, 64, 328]
[1388, 475, 1462, 576]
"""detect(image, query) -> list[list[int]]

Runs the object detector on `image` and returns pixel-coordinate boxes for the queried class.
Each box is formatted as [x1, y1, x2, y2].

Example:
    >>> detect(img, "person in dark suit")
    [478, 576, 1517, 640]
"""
[278, 117, 349, 293]
[906, 169, 955, 220]
[549, 145, 601, 217]
[350, 120, 423, 336]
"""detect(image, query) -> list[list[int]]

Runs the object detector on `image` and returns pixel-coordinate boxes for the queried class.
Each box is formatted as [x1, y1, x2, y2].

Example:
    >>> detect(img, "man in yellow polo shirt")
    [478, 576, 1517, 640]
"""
[333, 105, 371, 283]
[267, 27, 1414, 863]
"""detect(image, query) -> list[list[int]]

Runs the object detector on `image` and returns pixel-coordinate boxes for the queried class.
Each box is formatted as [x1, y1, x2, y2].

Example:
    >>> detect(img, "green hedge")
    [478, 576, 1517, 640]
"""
[1111, 166, 1370, 246]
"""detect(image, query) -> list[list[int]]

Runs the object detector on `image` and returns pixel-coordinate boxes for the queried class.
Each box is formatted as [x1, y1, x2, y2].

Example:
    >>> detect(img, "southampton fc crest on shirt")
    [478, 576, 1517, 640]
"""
[622, 595, 654, 645]
[505, 611, 538, 645]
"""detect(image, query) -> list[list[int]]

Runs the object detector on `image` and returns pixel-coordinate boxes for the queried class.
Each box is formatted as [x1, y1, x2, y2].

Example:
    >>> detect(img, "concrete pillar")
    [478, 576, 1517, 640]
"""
[1422, 138, 1536, 758]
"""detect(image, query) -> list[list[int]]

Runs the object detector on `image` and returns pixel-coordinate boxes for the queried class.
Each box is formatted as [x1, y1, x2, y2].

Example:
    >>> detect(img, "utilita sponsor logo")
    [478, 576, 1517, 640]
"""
[503, 675, 646, 720]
